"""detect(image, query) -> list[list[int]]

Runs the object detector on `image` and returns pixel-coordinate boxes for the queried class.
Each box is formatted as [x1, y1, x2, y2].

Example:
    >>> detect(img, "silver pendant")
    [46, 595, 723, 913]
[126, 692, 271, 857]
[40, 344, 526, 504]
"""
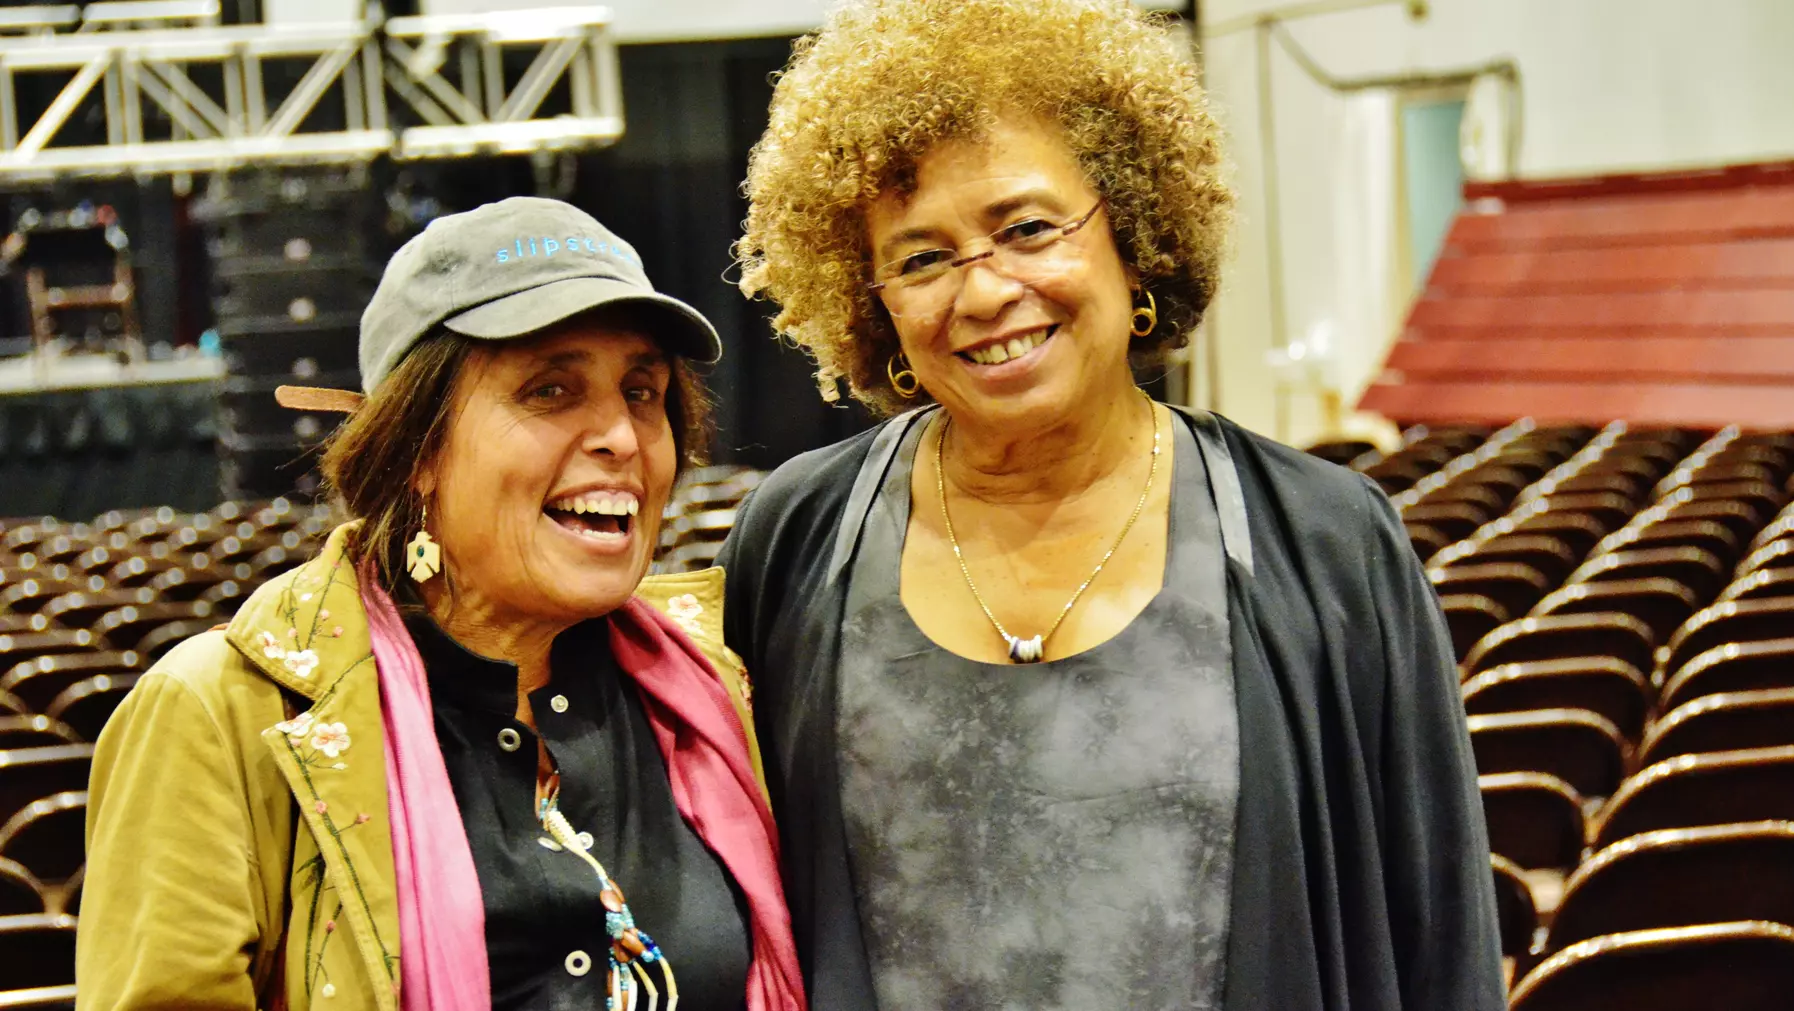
[1006, 634, 1045, 663]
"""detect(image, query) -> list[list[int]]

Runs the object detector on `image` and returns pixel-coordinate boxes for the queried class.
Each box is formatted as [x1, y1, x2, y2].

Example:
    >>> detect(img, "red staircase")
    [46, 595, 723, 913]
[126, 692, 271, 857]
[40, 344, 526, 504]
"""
[1360, 161, 1794, 430]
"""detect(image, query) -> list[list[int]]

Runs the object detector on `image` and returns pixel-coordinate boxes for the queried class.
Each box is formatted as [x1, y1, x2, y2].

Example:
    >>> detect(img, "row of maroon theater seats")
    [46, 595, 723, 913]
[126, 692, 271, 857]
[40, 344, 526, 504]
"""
[1313, 421, 1794, 1007]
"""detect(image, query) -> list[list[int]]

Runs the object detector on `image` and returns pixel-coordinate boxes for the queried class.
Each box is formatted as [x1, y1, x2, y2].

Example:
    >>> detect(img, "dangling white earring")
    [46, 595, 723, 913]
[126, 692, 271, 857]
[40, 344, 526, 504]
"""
[406, 503, 442, 583]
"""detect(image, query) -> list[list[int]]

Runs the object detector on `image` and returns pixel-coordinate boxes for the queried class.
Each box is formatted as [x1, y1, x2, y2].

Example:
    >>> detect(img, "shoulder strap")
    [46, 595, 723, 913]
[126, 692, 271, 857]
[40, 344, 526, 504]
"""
[1169, 405, 1255, 576]
[827, 407, 937, 586]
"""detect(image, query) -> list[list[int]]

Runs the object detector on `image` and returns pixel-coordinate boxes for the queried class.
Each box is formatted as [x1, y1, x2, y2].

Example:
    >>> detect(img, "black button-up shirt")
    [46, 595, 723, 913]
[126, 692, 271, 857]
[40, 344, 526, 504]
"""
[401, 606, 752, 1010]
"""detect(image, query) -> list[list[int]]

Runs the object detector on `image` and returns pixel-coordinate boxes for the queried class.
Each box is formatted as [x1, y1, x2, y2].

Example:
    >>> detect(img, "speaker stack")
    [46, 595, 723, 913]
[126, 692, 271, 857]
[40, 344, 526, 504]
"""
[195, 170, 379, 502]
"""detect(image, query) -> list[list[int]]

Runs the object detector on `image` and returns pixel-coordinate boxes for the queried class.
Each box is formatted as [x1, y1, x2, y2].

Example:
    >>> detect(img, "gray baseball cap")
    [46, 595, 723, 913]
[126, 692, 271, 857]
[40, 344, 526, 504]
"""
[357, 196, 722, 393]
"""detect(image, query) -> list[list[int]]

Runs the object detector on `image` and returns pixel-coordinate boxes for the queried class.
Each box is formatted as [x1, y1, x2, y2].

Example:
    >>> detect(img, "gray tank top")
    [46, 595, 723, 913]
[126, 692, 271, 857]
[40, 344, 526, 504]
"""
[838, 412, 1240, 1010]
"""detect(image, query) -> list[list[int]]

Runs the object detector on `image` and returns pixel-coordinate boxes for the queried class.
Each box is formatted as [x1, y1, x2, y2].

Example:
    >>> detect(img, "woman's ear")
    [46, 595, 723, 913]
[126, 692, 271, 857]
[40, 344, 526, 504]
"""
[413, 468, 437, 499]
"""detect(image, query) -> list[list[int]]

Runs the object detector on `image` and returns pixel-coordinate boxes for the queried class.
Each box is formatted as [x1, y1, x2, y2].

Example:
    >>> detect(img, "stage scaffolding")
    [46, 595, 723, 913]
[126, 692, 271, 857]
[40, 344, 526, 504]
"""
[0, 5, 624, 181]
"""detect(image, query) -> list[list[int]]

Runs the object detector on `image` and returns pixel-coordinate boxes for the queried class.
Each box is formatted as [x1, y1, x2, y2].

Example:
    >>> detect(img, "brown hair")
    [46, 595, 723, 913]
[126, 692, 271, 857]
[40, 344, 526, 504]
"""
[735, 0, 1234, 415]
[320, 326, 713, 591]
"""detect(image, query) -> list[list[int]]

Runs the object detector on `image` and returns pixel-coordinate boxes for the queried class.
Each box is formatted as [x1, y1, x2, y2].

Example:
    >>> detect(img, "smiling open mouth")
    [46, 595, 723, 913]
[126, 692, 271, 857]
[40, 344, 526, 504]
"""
[545, 491, 638, 540]
[957, 325, 1057, 365]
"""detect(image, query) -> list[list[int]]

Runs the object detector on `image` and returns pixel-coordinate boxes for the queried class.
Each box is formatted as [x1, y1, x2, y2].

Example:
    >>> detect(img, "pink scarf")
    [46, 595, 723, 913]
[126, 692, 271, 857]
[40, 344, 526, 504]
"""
[362, 575, 807, 1011]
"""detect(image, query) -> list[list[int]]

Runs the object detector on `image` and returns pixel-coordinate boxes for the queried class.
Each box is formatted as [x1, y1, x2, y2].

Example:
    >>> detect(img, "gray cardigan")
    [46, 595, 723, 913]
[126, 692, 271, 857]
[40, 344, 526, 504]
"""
[715, 407, 1505, 1011]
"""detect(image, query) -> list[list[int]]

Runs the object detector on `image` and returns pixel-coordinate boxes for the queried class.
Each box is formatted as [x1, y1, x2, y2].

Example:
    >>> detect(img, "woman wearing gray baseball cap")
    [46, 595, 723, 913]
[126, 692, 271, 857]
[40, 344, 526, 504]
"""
[78, 197, 806, 1011]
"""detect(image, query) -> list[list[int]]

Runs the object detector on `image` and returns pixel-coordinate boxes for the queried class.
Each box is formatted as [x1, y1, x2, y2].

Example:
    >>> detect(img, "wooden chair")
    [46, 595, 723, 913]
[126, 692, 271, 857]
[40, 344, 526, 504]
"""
[105, 552, 182, 588]
[1661, 598, 1794, 680]
[246, 544, 307, 580]
[1735, 539, 1794, 581]
[1440, 595, 1508, 662]
[1491, 854, 1538, 958]
[0, 689, 25, 717]
[1545, 822, 1794, 955]
[1657, 461, 1780, 497]
[96, 601, 216, 651]
[136, 619, 217, 663]
[0, 631, 101, 673]
[1510, 921, 1794, 1011]
[0, 791, 85, 884]
[0, 615, 51, 637]
[1521, 470, 1647, 504]
[70, 544, 126, 576]
[1596, 518, 1739, 567]
[1659, 638, 1794, 712]
[1416, 482, 1507, 515]
[1637, 688, 1794, 768]
[1657, 498, 1764, 545]
[0, 857, 43, 916]
[1716, 568, 1794, 603]
[1528, 492, 1637, 533]
[1435, 535, 1581, 587]
[45, 674, 141, 742]
[0, 745, 93, 829]
[1461, 613, 1654, 678]
[1745, 510, 1794, 555]
[0, 651, 141, 714]
[1462, 658, 1650, 742]
[1429, 563, 1552, 622]
[0, 717, 80, 749]
[1678, 479, 1786, 518]
[1479, 771, 1586, 870]
[28, 536, 92, 567]
[1467, 709, 1628, 799]
[0, 578, 84, 615]
[1566, 546, 1727, 601]
[39, 587, 156, 629]
[1508, 512, 1610, 557]
[1401, 502, 1489, 544]
[146, 565, 226, 602]
[1405, 524, 1450, 562]
[1592, 745, 1794, 850]
[0, 912, 79, 991]
[1531, 577, 1696, 646]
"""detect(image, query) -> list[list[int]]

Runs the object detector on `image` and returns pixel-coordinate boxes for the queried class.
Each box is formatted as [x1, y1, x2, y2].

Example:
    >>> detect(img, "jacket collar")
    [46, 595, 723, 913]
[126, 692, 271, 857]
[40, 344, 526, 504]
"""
[225, 521, 374, 702]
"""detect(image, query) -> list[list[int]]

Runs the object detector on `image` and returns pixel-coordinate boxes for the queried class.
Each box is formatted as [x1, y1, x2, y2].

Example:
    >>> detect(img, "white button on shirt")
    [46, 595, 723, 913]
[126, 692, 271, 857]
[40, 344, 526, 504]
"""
[551, 694, 570, 713]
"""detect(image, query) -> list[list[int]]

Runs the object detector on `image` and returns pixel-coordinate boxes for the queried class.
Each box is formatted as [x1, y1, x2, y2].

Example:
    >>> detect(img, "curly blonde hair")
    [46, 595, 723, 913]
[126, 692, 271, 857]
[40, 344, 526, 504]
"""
[736, 0, 1233, 415]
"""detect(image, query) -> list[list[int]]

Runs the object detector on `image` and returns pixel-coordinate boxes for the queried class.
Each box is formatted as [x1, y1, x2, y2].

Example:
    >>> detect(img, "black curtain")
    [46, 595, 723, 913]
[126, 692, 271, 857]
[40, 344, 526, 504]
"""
[577, 37, 877, 469]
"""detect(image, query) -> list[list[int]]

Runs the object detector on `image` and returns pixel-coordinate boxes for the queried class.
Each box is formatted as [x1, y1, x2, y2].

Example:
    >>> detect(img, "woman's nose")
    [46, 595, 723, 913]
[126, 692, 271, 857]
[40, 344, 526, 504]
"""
[581, 400, 640, 459]
[954, 258, 1027, 320]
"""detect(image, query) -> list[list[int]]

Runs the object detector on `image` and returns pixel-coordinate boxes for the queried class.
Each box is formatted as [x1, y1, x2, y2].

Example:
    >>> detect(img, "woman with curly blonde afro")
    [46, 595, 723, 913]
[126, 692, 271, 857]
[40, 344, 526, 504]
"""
[718, 2, 1505, 1009]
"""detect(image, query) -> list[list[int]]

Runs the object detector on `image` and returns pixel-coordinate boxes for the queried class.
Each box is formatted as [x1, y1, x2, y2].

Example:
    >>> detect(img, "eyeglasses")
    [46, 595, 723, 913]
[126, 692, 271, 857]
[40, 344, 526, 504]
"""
[868, 202, 1104, 319]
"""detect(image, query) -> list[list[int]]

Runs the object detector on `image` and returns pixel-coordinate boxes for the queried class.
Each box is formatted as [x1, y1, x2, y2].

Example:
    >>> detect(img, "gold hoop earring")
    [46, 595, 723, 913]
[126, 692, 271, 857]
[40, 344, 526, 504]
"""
[406, 503, 442, 583]
[1130, 288, 1159, 338]
[887, 353, 921, 399]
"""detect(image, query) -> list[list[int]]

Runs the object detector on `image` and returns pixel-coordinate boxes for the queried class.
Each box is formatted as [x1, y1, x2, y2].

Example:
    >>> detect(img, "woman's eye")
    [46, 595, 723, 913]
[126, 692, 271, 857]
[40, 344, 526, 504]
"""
[899, 249, 951, 276]
[999, 218, 1056, 243]
[625, 386, 661, 405]
[528, 383, 570, 401]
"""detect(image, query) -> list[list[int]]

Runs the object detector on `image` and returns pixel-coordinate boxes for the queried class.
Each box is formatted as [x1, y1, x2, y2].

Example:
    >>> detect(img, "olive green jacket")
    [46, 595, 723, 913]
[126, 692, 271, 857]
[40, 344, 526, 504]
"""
[75, 523, 760, 1011]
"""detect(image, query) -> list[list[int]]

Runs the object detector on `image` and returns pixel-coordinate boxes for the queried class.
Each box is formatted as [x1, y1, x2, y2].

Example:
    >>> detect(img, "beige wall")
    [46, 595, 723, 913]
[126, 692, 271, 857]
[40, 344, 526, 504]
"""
[1196, 0, 1794, 448]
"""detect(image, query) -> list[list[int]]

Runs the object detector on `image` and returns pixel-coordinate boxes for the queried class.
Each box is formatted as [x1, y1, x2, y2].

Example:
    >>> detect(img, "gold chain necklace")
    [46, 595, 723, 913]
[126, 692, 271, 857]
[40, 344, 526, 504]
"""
[935, 392, 1162, 663]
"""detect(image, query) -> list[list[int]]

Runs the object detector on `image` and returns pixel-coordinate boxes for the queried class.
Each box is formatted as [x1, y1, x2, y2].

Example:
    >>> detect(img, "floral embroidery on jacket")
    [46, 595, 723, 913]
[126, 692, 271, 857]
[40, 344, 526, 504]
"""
[666, 593, 704, 635]
[310, 722, 352, 759]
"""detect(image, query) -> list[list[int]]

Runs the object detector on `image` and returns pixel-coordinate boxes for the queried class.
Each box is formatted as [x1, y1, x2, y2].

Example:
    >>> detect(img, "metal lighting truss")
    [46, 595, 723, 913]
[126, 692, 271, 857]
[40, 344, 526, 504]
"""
[0, 5, 623, 180]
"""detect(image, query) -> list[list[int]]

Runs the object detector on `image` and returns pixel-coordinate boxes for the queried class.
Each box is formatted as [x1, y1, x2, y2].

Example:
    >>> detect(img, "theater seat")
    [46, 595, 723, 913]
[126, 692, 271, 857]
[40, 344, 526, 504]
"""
[1661, 598, 1794, 678]
[0, 651, 142, 714]
[1462, 658, 1651, 742]
[1637, 688, 1794, 767]
[0, 717, 81, 749]
[1567, 546, 1727, 601]
[1593, 745, 1794, 850]
[1467, 708, 1628, 799]
[0, 792, 86, 884]
[1462, 612, 1654, 678]
[1530, 577, 1697, 647]
[1545, 822, 1794, 955]
[1479, 771, 1587, 871]
[136, 619, 217, 663]
[1511, 921, 1794, 1011]
[1716, 568, 1794, 603]
[1492, 854, 1538, 958]
[1440, 594, 1508, 662]
[0, 745, 94, 829]
[0, 913, 78, 992]
[0, 857, 44, 916]
[1429, 563, 1551, 620]
[1658, 638, 1794, 713]
[45, 674, 140, 742]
